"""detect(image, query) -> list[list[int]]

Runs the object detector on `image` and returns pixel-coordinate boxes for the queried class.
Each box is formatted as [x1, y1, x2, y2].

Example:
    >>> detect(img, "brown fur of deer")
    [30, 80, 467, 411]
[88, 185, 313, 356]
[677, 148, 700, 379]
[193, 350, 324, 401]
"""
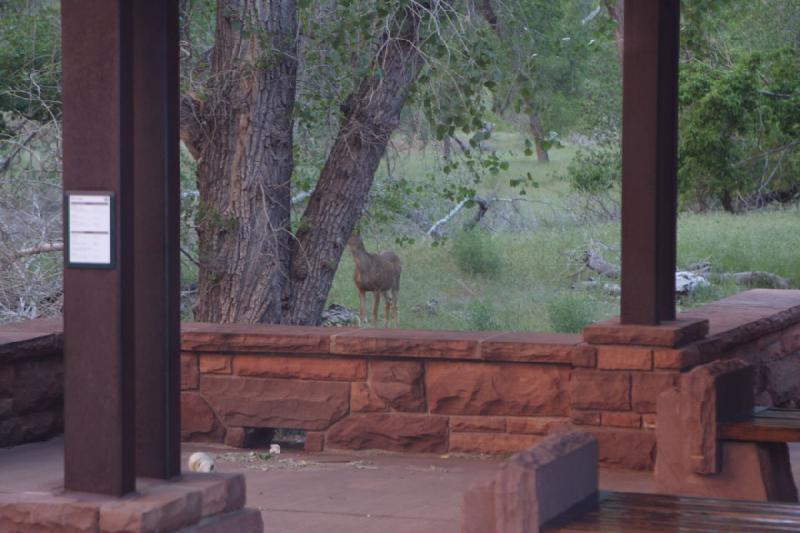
[347, 233, 401, 327]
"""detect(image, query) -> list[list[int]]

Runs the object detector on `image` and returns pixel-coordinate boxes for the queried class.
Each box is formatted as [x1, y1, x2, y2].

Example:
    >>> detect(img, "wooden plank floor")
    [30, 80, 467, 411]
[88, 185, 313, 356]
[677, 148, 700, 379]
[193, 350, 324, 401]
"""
[544, 491, 800, 532]
[719, 407, 800, 443]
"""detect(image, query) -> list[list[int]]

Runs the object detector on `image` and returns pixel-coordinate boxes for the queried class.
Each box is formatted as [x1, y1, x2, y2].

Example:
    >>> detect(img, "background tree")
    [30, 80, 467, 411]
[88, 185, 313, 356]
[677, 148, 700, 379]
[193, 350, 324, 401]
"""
[181, 0, 493, 324]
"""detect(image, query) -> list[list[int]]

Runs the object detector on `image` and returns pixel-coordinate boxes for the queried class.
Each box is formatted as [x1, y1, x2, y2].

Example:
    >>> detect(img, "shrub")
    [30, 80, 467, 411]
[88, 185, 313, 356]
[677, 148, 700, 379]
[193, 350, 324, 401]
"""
[451, 230, 502, 277]
[465, 299, 501, 331]
[566, 145, 621, 195]
[547, 292, 598, 333]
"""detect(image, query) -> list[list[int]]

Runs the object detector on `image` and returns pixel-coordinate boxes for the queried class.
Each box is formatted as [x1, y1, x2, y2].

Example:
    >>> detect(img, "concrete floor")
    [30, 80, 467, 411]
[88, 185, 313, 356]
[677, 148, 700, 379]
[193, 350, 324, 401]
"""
[1, 438, 798, 533]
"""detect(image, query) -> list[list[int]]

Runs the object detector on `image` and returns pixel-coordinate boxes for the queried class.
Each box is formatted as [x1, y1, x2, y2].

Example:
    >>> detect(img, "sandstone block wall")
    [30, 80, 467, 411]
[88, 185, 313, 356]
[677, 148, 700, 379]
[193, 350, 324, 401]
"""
[2, 289, 799, 472]
[180, 290, 800, 471]
[179, 325, 583, 457]
[0, 318, 64, 447]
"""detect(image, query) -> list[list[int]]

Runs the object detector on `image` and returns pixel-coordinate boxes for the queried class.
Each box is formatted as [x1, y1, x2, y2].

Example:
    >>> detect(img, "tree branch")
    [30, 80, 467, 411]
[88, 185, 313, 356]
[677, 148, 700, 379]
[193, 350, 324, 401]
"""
[12, 242, 63, 260]
[180, 94, 205, 159]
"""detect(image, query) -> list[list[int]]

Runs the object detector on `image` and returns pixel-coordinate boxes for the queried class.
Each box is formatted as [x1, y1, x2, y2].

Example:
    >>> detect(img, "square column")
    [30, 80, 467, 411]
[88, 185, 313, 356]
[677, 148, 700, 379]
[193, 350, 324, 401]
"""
[620, 1, 680, 325]
[62, 0, 136, 495]
[132, 0, 182, 481]
[62, 0, 181, 494]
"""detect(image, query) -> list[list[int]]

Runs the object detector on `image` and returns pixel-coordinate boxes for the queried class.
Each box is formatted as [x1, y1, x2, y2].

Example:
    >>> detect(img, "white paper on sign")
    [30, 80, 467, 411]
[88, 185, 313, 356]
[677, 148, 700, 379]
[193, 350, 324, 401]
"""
[68, 195, 112, 265]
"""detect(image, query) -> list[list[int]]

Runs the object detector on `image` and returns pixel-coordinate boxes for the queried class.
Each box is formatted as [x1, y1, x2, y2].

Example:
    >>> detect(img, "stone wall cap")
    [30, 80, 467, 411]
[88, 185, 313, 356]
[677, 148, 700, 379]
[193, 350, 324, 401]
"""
[583, 317, 709, 347]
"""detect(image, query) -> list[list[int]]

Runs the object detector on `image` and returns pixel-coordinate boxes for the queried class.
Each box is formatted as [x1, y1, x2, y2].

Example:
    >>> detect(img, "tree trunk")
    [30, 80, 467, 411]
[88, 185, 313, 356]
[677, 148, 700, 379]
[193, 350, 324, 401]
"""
[477, 0, 549, 163]
[186, 0, 298, 323]
[283, 5, 425, 325]
[529, 112, 549, 163]
[603, 0, 624, 66]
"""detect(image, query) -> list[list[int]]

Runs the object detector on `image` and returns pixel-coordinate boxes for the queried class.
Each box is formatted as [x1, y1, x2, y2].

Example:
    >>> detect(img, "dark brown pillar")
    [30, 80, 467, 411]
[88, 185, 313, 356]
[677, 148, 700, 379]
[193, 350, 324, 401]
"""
[132, 0, 182, 480]
[620, 0, 680, 325]
[62, 0, 135, 495]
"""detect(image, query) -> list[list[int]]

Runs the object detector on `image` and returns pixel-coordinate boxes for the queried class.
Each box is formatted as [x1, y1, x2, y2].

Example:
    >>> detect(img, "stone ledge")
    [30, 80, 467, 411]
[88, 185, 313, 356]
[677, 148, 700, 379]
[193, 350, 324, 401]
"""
[0, 473, 261, 533]
[182, 324, 581, 364]
[0, 317, 63, 360]
[583, 317, 709, 348]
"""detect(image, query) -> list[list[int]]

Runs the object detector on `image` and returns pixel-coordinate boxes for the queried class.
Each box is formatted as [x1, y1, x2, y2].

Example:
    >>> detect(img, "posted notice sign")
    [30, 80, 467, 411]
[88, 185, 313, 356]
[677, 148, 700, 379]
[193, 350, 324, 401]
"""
[65, 192, 115, 268]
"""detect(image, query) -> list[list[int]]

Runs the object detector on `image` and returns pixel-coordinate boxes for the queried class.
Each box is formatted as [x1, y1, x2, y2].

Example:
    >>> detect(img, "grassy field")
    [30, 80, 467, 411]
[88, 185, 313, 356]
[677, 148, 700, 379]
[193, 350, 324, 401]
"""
[326, 132, 800, 333]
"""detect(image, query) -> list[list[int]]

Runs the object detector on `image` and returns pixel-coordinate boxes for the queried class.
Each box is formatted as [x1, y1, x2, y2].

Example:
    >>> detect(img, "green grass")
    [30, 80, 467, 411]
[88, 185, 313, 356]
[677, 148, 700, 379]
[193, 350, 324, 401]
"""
[176, 129, 800, 332]
[327, 139, 800, 332]
[379, 131, 578, 206]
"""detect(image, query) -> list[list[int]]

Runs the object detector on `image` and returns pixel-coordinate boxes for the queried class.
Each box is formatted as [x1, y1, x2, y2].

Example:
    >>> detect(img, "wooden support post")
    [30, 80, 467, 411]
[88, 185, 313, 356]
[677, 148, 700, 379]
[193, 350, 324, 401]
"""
[620, 1, 680, 325]
[62, 0, 136, 496]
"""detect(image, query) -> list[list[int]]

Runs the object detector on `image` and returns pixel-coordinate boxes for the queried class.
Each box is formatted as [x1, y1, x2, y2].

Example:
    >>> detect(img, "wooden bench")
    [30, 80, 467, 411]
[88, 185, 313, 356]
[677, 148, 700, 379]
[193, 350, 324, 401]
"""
[462, 430, 800, 533]
[542, 490, 800, 532]
[719, 406, 800, 443]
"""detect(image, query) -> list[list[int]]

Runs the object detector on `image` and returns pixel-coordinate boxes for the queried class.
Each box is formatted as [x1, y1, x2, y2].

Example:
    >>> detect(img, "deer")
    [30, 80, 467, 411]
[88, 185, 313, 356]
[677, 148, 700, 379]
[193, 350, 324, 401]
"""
[347, 233, 402, 327]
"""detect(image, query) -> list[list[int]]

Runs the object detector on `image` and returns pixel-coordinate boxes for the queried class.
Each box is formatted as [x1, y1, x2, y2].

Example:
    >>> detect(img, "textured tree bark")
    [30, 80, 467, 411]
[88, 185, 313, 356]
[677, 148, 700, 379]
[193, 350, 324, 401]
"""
[283, 5, 425, 325]
[188, 0, 297, 323]
[603, 0, 624, 66]
[529, 112, 550, 163]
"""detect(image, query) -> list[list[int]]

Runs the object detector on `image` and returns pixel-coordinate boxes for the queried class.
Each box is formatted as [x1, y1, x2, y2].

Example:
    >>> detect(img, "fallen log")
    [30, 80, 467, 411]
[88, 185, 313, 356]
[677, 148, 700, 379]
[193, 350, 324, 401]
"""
[582, 248, 791, 291]
[427, 196, 490, 239]
[582, 249, 620, 279]
[718, 271, 790, 290]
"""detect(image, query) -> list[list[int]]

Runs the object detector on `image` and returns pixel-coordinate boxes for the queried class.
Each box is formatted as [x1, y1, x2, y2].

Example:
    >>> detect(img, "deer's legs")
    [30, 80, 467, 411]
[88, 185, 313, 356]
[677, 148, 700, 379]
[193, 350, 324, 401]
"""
[391, 288, 399, 327]
[358, 289, 367, 326]
[372, 291, 381, 326]
[382, 290, 391, 327]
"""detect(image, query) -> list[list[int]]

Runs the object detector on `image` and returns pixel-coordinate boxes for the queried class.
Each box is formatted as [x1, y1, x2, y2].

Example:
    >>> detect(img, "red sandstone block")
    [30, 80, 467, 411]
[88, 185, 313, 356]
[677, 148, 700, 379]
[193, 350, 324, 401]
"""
[642, 414, 656, 430]
[326, 414, 448, 453]
[494, 432, 598, 532]
[179, 473, 246, 517]
[570, 344, 597, 368]
[632, 371, 678, 413]
[601, 411, 641, 429]
[653, 345, 701, 370]
[426, 361, 570, 417]
[199, 375, 350, 431]
[368, 360, 425, 412]
[569, 370, 630, 411]
[181, 323, 339, 354]
[0, 411, 62, 448]
[181, 354, 199, 390]
[304, 431, 325, 452]
[0, 365, 12, 396]
[583, 317, 709, 347]
[592, 428, 655, 470]
[570, 410, 601, 426]
[449, 432, 540, 455]
[450, 416, 506, 433]
[234, 355, 366, 381]
[597, 346, 653, 370]
[478, 331, 577, 364]
[181, 392, 218, 437]
[350, 382, 388, 413]
[755, 334, 786, 360]
[8, 356, 61, 414]
[98, 483, 203, 532]
[781, 323, 800, 353]
[330, 328, 488, 359]
[200, 355, 232, 375]
[506, 417, 569, 435]
[0, 496, 99, 532]
[224, 427, 246, 448]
